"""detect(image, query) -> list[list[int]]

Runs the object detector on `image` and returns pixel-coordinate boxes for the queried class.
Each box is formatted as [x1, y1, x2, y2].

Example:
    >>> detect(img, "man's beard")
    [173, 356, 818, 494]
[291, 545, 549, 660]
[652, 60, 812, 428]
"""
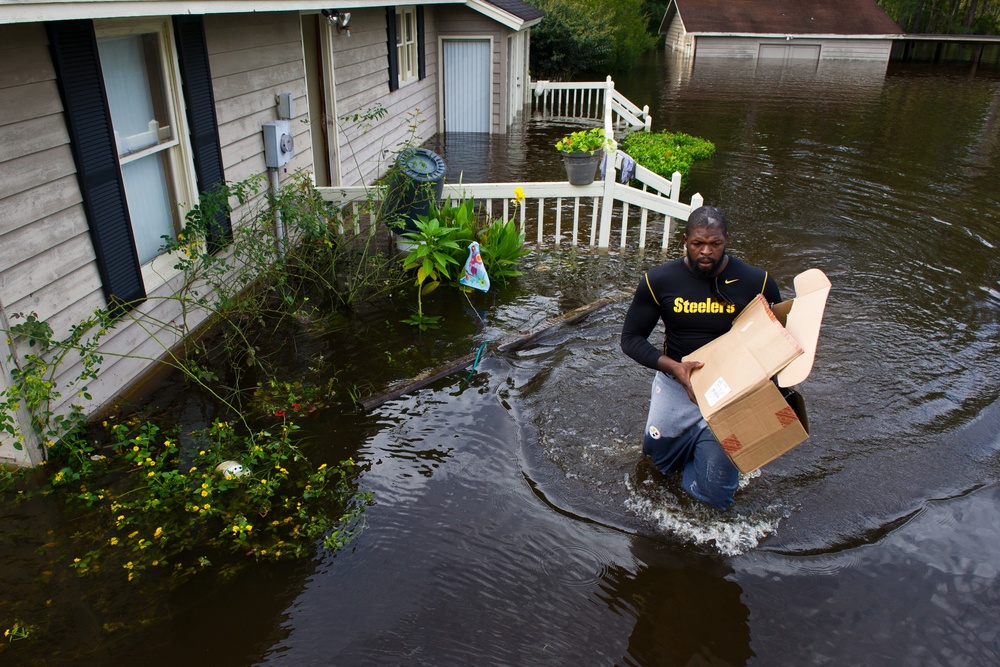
[687, 251, 723, 279]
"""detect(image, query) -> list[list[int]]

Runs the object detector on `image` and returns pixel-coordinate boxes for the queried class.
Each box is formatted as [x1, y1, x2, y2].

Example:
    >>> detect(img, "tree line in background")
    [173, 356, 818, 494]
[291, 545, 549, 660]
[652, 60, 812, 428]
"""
[530, 0, 999, 80]
[879, 0, 1000, 34]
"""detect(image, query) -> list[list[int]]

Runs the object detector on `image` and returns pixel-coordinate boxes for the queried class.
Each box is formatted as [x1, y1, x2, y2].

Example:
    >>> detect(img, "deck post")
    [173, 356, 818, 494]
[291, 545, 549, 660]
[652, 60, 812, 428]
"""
[597, 151, 617, 248]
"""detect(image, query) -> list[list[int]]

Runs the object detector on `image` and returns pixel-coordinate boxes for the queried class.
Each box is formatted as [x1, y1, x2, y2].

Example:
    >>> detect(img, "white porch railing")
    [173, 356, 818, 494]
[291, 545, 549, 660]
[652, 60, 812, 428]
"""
[317, 153, 703, 251]
[529, 76, 653, 135]
[317, 77, 700, 251]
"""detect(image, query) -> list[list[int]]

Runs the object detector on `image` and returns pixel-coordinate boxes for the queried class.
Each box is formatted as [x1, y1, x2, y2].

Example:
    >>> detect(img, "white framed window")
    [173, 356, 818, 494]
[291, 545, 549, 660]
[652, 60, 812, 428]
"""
[95, 19, 197, 283]
[396, 7, 418, 85]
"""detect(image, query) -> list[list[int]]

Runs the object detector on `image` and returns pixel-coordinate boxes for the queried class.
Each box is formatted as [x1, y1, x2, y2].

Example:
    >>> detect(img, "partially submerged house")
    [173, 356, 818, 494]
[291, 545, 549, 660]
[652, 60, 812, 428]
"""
[0, 0, 542, 467]
[660, 0, 904, 64]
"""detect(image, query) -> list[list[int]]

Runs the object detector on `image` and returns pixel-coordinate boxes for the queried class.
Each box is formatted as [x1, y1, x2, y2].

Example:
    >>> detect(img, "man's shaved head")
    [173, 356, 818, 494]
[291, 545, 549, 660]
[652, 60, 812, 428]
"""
[685, 206, 728, 237]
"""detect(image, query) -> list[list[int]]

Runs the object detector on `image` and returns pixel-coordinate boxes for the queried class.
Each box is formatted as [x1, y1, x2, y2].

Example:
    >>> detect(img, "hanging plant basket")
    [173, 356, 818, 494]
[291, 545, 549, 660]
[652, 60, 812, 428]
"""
[561, 150, 602, 186]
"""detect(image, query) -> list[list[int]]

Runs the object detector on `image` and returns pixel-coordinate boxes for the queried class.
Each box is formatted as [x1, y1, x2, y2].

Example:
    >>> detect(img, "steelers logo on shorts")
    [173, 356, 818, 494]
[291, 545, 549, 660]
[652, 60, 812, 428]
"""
[648, 425, 660, 439]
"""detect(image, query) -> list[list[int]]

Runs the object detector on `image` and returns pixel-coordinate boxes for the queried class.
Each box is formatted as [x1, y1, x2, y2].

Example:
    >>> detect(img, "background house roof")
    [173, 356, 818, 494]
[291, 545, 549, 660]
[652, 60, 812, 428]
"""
[670, 0, 903, 36]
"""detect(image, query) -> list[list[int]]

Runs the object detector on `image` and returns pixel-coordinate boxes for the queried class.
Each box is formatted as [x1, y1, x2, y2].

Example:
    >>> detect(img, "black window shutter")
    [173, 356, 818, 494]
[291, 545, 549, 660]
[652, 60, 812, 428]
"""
[47, 20, 145, 311]
[386, 7, 399, 92]
[417, 7, 426, 80]
[173, 15, 231, 251]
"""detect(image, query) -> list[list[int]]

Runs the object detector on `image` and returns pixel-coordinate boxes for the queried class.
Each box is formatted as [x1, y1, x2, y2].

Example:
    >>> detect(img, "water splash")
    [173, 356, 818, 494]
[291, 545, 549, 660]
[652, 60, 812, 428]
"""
[623, 471, 788, 557]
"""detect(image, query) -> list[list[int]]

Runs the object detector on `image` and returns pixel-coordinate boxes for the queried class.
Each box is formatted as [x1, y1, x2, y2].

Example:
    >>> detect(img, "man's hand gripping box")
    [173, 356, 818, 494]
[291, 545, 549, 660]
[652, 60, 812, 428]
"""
[683, 269, 831, 473]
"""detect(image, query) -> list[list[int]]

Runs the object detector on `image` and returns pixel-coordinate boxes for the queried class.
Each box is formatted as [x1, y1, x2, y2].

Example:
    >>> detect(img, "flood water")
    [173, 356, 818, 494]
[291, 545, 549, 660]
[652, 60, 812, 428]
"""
[4, 51, 1000, 665]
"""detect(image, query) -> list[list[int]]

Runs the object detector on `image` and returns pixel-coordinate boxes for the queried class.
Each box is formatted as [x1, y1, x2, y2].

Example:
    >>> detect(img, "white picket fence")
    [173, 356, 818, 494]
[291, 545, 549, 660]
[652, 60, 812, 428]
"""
[530, 76, 653, 135]
[318, 78, 702, 251]
[317, 153, 703, 251]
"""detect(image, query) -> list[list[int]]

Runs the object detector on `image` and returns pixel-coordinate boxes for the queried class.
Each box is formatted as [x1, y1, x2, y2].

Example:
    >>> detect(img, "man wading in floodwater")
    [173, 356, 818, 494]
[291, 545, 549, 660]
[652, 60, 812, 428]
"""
[620, 206, 781, 510]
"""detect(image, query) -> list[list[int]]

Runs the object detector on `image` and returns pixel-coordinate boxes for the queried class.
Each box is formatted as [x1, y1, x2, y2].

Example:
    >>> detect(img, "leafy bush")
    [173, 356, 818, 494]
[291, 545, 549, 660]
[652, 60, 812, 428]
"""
[531, 0, 657, 79]
[621, 130, 716, 183]
[398, 193, 529, 328]
[554, 127, 616, 153]
[0, 175, 390, 588]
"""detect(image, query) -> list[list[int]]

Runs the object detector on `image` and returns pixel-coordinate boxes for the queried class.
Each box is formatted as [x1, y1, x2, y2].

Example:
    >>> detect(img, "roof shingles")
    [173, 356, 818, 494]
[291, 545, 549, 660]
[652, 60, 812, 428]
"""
[675, 0, 903, 36]
[485, 0, 545, 23]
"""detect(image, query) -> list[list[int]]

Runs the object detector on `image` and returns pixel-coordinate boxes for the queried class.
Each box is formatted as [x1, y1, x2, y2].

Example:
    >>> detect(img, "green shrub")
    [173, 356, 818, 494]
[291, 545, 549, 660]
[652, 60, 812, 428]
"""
[621, 130, 716, 184]
[398, 193, 529, 328]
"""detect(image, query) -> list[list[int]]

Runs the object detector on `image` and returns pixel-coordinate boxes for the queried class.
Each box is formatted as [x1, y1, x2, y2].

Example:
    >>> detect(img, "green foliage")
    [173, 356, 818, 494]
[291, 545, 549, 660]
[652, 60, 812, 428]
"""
[877, 0, 1000, 34]
[531, 0, 657, 79]
[60, 418, 369, 582]
[4, 620, 35, 642]
[554, 127, 616, 153]
[478, 217, 528, 282]
[0, 174, 400, 587]
[621, 130, 716, 183]
[397, 194, 529, 329]
[400, 216, 463, 330]
[0, 310, 108, 457]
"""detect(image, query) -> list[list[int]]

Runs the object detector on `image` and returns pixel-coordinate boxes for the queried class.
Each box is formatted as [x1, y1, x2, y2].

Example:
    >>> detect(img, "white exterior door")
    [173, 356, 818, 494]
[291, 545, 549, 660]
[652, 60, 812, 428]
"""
[507, 32, 527, 125]
[443, 39, 490, 133]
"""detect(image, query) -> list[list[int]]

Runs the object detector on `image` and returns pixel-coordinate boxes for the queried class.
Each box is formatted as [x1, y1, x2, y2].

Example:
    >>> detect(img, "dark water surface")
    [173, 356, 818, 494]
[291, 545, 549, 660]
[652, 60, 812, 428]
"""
[4, 52, 1000, 665]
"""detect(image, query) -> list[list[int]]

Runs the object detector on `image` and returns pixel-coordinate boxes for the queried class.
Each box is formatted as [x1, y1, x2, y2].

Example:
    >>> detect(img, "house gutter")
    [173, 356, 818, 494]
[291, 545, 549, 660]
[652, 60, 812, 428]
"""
[691, 32, 904, 40]
[0, 0, 457, 24]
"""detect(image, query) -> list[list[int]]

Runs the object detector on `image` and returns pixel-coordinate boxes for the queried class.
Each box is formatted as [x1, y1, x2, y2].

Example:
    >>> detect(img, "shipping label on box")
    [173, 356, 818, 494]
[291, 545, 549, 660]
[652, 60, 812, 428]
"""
[683, 269, 831, 473]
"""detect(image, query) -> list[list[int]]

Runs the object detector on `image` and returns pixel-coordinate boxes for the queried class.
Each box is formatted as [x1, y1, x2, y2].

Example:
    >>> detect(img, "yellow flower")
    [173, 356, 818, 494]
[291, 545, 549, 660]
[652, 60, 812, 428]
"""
[110, 537, 119, 546]
[153, 527, 163, 539]
[513, 186, 526, 203]
[147, 471, 155, 477]
[201, 490, 208, 497]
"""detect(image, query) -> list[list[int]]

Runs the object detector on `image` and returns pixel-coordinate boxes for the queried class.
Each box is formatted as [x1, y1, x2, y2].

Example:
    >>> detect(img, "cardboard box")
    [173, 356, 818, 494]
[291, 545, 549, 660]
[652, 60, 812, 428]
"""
[683, 269, 831, 473]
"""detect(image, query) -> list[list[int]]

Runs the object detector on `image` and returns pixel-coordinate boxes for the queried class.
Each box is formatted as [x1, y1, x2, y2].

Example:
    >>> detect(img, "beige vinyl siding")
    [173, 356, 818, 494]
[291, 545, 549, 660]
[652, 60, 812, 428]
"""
[206, 12, 312, 189]
[820, 39, 893, 61]
[436, 6, 507, 135]
[664, 14, 693, 58]
[0, 24, 106, 340]
[0, 23, 104, 463]
[332, 8, 440, 186]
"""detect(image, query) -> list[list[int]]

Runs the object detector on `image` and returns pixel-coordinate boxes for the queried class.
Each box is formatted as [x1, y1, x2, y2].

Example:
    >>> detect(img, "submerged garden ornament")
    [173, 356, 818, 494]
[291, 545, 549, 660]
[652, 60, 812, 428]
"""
[459, 241, 490, 292]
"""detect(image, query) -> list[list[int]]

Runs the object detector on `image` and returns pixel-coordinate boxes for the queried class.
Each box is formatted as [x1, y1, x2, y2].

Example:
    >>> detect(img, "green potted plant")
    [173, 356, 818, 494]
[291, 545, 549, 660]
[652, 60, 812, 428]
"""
[554, 127, 616, 185]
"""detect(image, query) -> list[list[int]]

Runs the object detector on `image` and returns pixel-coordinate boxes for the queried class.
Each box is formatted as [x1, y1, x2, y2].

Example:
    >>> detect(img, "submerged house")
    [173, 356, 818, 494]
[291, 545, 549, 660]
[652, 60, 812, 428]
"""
[0, 0, 543, 467]
[660, 0, 903, 64]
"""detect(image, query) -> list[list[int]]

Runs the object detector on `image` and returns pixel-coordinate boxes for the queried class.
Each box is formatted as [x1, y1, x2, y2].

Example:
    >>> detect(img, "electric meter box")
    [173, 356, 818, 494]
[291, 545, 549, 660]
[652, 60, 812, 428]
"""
[262, 120, 294, 168]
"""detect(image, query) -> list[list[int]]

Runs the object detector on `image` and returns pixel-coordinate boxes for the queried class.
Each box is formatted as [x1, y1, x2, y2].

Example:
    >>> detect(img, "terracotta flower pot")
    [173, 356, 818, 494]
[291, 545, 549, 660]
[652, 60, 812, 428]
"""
[561, 150, 602, 186]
